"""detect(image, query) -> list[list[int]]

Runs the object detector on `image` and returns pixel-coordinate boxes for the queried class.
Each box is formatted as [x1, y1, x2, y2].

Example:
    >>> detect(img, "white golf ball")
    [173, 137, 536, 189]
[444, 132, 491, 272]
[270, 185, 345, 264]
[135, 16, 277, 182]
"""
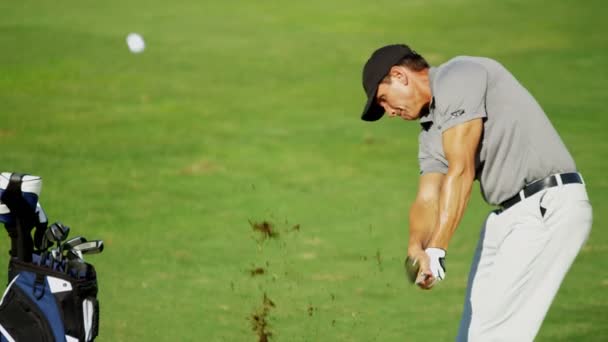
[126, 33, 145, 53]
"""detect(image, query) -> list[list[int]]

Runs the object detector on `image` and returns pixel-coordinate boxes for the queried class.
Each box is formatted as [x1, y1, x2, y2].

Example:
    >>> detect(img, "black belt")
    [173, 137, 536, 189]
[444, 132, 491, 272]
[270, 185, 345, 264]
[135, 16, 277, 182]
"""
[501, 172, 583, 210]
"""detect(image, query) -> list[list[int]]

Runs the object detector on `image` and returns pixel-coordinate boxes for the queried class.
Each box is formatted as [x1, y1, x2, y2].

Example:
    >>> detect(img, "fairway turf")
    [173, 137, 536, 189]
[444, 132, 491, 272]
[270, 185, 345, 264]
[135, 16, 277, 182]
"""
[1, 0, 607, 341]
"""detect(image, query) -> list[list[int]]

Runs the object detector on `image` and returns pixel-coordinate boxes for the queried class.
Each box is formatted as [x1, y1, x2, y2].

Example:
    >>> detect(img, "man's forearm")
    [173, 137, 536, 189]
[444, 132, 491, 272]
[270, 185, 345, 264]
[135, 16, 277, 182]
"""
[428, 169, 474, 249]
[408, 197, 439, 252]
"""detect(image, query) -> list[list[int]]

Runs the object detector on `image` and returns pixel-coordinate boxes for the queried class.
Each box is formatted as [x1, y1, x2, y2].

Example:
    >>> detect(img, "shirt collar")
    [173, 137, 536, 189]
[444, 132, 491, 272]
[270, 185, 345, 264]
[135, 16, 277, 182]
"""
[419, 66, 437, 125]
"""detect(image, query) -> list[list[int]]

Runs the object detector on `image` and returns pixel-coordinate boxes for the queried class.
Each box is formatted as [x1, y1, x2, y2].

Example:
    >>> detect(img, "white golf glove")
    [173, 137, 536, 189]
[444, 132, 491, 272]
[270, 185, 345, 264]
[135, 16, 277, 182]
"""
[425, 247, 446, 281]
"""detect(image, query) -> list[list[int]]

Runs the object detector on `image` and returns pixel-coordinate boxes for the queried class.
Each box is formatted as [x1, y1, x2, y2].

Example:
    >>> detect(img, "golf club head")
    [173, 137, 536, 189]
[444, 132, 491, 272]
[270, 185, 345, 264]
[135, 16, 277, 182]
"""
[73, 240, 104, 255]
[45, 222, 70, 247]
[43, 225, 62, 250]
[53, 222, 70, 242]
[65, 248, 84, 261]
[64, 236, 87, 248]
[60, 239, 84, 267]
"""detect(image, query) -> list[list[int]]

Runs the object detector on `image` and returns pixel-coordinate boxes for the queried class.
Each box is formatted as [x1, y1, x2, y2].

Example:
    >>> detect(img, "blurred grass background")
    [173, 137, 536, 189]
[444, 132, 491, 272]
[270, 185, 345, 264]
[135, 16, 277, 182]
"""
[0, 0, 607, 340]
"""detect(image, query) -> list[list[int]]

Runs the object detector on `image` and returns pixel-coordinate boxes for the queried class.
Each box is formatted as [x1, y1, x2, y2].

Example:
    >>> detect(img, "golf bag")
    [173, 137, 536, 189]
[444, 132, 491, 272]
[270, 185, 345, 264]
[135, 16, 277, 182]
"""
[0, 173, 101, 341]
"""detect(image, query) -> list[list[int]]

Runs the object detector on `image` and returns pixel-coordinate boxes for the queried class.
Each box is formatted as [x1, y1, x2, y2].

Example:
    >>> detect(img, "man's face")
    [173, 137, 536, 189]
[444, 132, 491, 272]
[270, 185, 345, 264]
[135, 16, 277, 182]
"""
[375, 72, 423, 121]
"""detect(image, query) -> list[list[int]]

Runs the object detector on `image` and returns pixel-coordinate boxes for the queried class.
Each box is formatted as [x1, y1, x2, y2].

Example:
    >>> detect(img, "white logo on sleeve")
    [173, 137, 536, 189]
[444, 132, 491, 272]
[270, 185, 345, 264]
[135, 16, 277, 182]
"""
[450, 109, 465, 117]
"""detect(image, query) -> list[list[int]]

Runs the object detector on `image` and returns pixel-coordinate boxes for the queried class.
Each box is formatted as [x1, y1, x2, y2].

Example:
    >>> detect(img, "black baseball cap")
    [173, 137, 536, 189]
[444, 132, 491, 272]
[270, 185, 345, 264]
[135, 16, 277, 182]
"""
[360, 44, 416, 121]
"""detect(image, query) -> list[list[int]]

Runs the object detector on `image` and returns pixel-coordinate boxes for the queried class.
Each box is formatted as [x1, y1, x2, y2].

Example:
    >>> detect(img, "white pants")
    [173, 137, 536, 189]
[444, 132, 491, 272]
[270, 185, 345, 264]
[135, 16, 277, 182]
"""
[457, 183, 592, 342]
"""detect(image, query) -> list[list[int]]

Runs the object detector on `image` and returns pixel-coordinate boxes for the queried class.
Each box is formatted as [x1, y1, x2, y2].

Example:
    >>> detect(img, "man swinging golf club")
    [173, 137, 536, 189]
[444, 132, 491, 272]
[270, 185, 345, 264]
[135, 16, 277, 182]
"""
[359, 44, 593, 341]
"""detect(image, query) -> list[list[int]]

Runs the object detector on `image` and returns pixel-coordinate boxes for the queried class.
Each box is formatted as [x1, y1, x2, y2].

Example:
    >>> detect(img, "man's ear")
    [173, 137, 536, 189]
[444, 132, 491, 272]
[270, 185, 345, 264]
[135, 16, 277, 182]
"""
[388, 65, 409, 85]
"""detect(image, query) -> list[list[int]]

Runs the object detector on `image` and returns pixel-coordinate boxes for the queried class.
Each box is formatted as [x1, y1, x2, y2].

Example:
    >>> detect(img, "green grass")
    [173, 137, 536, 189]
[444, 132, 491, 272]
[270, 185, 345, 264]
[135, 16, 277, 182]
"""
[1, 0, 607, 340]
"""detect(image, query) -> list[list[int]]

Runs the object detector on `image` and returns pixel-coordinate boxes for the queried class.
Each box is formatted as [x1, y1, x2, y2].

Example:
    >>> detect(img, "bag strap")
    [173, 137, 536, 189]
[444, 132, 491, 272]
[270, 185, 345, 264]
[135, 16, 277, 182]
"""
[33, 273, 46, 300]
[1, 174, 34, 262]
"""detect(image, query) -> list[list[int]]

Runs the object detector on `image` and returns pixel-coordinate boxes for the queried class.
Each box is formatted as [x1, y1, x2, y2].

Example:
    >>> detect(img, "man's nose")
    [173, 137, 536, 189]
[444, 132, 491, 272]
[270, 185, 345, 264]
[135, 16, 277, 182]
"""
[380, 104, 394, 116]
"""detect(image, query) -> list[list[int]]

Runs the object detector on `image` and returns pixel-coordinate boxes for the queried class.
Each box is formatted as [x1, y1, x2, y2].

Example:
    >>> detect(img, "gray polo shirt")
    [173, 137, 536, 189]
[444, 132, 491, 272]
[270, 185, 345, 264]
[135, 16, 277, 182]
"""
[418, 56, 577, 206]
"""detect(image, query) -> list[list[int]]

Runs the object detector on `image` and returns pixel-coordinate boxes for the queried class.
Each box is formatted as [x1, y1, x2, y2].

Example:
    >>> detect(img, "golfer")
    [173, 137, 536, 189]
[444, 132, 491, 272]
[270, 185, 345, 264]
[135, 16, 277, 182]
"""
[359, 44, 593, 341]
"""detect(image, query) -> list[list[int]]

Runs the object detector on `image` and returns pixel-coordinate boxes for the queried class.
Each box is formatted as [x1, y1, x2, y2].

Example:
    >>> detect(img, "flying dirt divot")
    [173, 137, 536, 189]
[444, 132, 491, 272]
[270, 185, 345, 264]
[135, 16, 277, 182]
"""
[376, 249, 383, 271]
[250, 267, 266, 277]
[250, 293, 275, 342]
[249, 220, 280, 241]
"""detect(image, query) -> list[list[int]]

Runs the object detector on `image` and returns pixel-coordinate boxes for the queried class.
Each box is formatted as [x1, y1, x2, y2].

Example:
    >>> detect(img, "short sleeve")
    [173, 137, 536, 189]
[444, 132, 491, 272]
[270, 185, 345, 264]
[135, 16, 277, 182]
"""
[418, 130, 448, 175]
[434, 61, 488, 132]
[419, 156, 448, 175]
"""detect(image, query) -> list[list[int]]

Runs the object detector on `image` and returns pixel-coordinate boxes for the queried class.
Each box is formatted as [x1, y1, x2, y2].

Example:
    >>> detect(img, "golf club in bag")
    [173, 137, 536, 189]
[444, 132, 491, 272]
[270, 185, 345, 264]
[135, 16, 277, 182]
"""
[0, 173, 102, 341]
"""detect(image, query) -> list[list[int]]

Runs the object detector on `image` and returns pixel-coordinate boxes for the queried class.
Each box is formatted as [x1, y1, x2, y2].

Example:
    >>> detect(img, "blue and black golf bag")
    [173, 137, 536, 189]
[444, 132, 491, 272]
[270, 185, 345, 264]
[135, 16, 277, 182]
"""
[0, 173, 101, 341]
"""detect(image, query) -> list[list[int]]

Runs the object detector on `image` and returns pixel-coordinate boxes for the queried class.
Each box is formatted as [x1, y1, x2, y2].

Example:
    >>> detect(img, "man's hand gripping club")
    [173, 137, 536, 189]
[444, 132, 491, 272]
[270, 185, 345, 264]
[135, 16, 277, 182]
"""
[406, 247, 446, 289]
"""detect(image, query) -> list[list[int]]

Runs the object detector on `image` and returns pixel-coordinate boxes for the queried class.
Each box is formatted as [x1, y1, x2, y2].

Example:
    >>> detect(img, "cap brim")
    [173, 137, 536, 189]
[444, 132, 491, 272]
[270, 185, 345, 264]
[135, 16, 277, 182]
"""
[360, 86, 385, 121]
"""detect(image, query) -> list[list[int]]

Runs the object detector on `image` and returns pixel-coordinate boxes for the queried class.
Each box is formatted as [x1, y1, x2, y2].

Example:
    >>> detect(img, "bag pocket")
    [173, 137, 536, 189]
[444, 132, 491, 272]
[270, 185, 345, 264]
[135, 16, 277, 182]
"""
[0, 277, 54, 342]
[60, 277, 99, 341]
[82, 297, 99, 341]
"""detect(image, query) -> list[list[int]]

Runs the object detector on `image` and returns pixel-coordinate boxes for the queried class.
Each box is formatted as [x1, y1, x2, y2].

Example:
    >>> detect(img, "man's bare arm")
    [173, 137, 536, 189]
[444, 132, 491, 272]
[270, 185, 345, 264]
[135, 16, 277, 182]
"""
[427, 118, 483, 249]
[413, 119, 482, 289]
[408, 172, 444, 255]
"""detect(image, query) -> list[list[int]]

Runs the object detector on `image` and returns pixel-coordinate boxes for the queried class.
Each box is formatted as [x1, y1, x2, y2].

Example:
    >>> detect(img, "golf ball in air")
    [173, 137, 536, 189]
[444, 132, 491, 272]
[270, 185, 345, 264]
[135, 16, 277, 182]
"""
[126, 33, 145, 53]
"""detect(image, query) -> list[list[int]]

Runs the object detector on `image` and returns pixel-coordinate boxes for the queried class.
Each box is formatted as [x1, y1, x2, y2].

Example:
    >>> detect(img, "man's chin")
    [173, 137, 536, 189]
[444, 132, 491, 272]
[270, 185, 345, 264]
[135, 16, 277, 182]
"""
[408, 111, 424, 120]
[401, 113, 418, 121]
